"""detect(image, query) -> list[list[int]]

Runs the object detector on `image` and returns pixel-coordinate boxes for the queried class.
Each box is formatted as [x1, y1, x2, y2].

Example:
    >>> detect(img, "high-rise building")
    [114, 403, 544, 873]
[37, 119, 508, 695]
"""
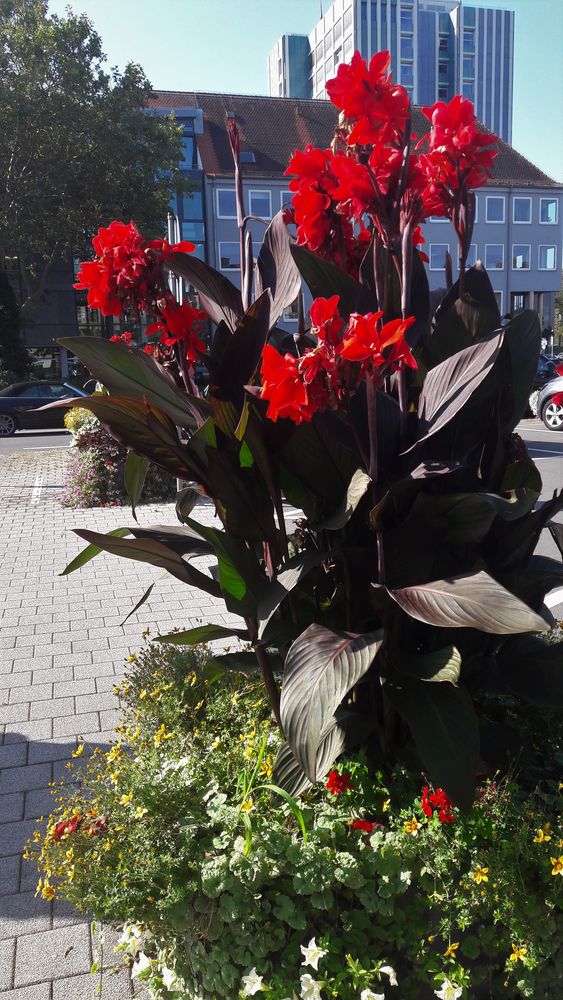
[267, 0, 515, 142]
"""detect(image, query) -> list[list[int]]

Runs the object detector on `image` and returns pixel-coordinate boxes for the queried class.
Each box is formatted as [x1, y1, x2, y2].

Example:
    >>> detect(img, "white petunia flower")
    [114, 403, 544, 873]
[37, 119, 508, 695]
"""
[380, 965, 398, 987]
[162, 966, 179, 991]
[360, 990, 385, 1000]
[300, 973, 323, 1000]
[435, 979, 463, 1000]
[242, 968, 265, 996]
[131, 953, 153, 979]
[300, 937, 328, 971]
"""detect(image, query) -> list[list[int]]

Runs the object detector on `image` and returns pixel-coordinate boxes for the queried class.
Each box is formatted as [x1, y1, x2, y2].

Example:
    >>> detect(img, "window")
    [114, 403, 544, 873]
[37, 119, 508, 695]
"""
[283, 298, 299, 321]
[280, 190, 293, 208]
[334, 46, 342, 68]
[344, 34, 353, 59]
[249, 191, 271, 219]
[463, 82, 474, 101]
[217, 189, 237, 218]
[463, 57, 474, 78]
[439, 62, 449, 83]
[459, 244, 477, 267]
[401, 37, 413, 60]
[334, 17, 342, 41]
[512, 244, 531, 269]
[540, 198, 558, 224]
[181, 222, 205, 241]
[485, 244, 504, 269]
[438, 86, 449, 101]
[181, 135, 197, 169]
[343, 6, 353, 31]
[218, 242, 240, 270]
[463, 29, 474, 53]
[511, 292, 527, 312]
[400, 9, 413, 32]
[439, 37, 448, 56]
[429, 244, 450, 271]
[315, 69, 324, 90]
[429, 215, 448, 223]
[513, 197, 531, 223]
[486, 196, 505, 223]
[539, 245, 557, 269]
[17, 386, 43, 398]
[184, 190, 203, 220]
[240, 150, 256, 164]
[316, 42, 323, 62]
[494, 291, 503, 314]
[47, 383, 74, 399]
[401, 64, 414, 87]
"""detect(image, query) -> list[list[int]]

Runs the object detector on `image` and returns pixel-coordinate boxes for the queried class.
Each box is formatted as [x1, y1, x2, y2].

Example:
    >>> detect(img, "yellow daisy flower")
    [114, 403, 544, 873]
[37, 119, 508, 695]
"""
[470, 866, 489, 884]
[510, 944, 527, 963]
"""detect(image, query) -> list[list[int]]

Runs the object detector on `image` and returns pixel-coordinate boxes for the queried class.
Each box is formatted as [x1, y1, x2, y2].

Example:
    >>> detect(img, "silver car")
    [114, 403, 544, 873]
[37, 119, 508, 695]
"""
[537, 374, 563, 431]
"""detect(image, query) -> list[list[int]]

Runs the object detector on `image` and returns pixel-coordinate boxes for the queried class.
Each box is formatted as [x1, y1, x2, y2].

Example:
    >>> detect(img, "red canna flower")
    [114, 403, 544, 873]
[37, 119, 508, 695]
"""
[340, 313, 416, 372]
[109, 331, 133, 345]
[260, 345, 312, 424]
[351, 819, 383, 833]
[551, 392, 563, 406]
[52, 814, 82, 841]
[326, 769, 353, 795]
[146, 300, 207, 362]
[309, 296, 344, 345]
[326, 51, 409, 146]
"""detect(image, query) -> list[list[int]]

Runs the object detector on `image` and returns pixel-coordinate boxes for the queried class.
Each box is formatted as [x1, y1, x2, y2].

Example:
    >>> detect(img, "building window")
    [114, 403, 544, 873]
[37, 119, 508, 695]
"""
[280, 190, 293, 208]
[439, 62, 449, 84]
[463, 57, 474, 78]
[464, 7, 476, 27]
[463, 29, 474, 53]
[249, 191, 272, 219]
[218, 242, 240, 270]
[494, 291, 503, 314]
[334, 17, 342, 41]
[217, 189, 237, 218]
[540, 198, 558, 224]
[539, 245, 557, 270]
[463, 82, 474, 101]
[184, 190, 203, 221]
[400, 9, 413, 32]
[316, 42, 323, 62]
[401, 64, 414, 87]
[513, 197, 531, 223]
[429, 244, 450, 270]
[512, 244, 531, 269]
[485, 244, 504, 269]
[181, 221, 205, 241]
[439, 37, 448, 57]
[283, 298, 299, 321]
[344, 34, 353, 59]
[459, 244, 477, 267]
[511, 292, 527, 312]
[181, 135, 197, 169]
[400, 36, 413, 60]
[315, 69, 324, 90]
[334, 46, 342, 69]
[486, 196, 505, 223]
[429, 215, 448, 223]
[343, 6, 353, 31]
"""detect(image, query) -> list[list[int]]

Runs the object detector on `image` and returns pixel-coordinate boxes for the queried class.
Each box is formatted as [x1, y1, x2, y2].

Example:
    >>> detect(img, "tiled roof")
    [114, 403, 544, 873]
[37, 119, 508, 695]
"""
[148, 90, 561, 189]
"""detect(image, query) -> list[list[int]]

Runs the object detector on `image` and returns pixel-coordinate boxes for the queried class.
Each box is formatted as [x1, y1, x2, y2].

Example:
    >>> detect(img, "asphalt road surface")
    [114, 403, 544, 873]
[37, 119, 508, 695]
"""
[0, 427, 71, 454]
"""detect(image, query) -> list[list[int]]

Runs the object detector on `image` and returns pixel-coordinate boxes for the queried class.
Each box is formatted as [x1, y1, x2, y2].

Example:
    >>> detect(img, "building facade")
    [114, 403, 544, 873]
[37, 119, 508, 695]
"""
[268, 0, 514, 143]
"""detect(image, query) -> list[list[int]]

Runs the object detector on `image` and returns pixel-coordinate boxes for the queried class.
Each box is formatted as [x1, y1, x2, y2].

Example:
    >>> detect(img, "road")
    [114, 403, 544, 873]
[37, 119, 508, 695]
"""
[0, 428, 70, 454]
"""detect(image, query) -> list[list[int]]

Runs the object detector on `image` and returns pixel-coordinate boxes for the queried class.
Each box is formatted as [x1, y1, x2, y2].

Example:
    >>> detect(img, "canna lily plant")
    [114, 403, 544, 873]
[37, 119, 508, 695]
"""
[59, 50, 562, 810]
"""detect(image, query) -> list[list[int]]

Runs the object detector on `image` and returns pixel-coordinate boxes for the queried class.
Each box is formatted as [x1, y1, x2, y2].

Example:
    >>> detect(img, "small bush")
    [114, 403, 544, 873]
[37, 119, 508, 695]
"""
[28, 640, 562, 1000]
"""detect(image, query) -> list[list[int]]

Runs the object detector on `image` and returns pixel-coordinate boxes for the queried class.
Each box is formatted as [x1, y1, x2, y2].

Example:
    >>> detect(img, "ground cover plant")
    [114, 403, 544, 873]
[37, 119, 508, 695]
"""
[29, 640, 562, 999]
[41, 44, 563, 999]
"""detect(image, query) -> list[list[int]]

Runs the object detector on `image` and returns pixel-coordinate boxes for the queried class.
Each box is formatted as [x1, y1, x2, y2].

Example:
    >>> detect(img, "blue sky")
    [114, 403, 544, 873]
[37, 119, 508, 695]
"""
[47, 0, 563, 181]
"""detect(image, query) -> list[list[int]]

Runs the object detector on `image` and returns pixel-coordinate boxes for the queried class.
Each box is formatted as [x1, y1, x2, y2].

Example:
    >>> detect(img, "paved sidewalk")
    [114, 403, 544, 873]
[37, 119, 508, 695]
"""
[0, 448, 236, 998]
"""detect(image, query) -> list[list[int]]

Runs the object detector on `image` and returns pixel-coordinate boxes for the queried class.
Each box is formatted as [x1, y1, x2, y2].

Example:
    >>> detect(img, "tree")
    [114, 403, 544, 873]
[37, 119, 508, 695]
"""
[0, 267, 31, 385]
[0, 0, 188, 322]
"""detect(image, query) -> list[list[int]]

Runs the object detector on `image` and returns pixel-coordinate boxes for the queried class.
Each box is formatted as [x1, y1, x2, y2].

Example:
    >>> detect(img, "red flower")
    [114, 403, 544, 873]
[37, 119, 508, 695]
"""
[421, 96, 497, 194]
[340, 313, 416, 372]
[109, 331, 133, 345]
[326, 50, 409, 145]
[420, 786, 455, 823]
[260, 345, 312, 424]
[291, 185, 333, 252]
[326, 769, 353, 795]
[146, 300, 207, 362]
[52, 814, 82, 841]
[351, 819, 382, 833]
[309, 296, 344, 345]
[85, 815, 109, 836]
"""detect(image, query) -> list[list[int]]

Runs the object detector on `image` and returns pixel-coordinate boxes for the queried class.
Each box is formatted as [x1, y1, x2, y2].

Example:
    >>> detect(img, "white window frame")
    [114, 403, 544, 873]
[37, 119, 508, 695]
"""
[539, 197, 558, 225]
[428, 216, 449, 223]
[249, 190, 272, 219]
[429, 243, 450, 271]
[217, 241, 240, 270]
[458, 243, 477, 267]
[280, 190, 293, 209]
[538, 244, 557, 270]
[512, 196, 532, 224]
[474, 196, 478, 223]
[485, 195, 505, 224]
[493, 290, 503, 314]
[216, 188, 237, 219]
[484, 243, 505, 270]
[511, 243, 531, 271]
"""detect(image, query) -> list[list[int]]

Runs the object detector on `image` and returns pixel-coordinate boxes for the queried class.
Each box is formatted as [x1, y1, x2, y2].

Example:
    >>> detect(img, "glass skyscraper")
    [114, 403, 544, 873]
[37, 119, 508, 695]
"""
[267, 0, 514, 142]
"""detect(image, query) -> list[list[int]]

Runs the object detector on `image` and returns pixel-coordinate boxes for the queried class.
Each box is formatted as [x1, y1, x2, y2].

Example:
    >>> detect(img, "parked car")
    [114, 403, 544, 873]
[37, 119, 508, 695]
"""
[533, 354, 558, 391]
[0, 381, 88, 436]
[537, 374, 563, 431]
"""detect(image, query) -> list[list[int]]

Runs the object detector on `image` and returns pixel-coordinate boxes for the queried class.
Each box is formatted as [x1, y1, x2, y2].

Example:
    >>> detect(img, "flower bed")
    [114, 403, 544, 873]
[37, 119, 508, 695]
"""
[29, 641, 562, 999]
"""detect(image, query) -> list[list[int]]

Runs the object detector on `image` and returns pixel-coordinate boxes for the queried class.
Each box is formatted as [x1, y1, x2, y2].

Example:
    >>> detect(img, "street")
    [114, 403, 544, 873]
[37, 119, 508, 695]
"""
[0, 428, 70, 455]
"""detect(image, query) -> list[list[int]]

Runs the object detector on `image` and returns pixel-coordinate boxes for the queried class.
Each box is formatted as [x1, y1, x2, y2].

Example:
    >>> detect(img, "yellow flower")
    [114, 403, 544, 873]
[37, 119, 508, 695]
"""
[32, 830, 41, 844]
[71, 744, 84, 758]
[533, 823, 552, 843]
[444, 942, 460, 959]
[109, 771, 120, 786]
[154, 724, 174, 747]
[139, 688, 148, 700]
[134, 806, 148, 819]
[149, 688, 161, 700]
[260, 755, 273, 778]
[470, 866, 489, 884]
[209, 737, 221, 750]
[404, 817, 420, 835]
[550, 856, 563, 876]
[382, 798, 391, 813]
[241, 798, 254, 813]
[65, 848, 74, 862]
[127, 654, 137, 663]
[103, 841, 112, 852]
[120, 792, 133, 805]
[556, 839, 563, 849]
[42, 883, 56, 900]
[427, 935, 435, 944]
[510, 944, 527, 963]
[67, 866, 75, 883]
[107, 745, 122, 763]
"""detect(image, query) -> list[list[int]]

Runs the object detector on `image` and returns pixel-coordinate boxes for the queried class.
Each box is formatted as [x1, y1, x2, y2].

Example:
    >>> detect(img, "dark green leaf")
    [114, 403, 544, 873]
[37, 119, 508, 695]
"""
[60, 527, 131, 575]
[257, 550, 326, 640]
[175, 486, 201, 523]
[210, 292, 271, 409]
[129, 523, 214, 557]
[548, 521, 563, 559]
[290, 245, 376, 320]
[124, 452, 149, 521]
[280, 624, 384, 781]
[120, 572, 167, 626]
[495, 635, 563, 708]
[166, 252, 243, 332]
[503, 310, 542, 430]
[185, 517, 268, 615]
[315, 468, 371, 530]
[154, 623, 248, 645]
[392, 646, 462, 684]
[387, 570, 549, 634]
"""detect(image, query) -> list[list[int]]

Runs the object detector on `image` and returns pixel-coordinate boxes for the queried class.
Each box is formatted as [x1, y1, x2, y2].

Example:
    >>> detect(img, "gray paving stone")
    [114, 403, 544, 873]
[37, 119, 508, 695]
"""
[20, 857, 40, 894]
[10, 683, 51, 705]
[0, 672, 31, 692]
[27, 740, 73, 765]
[0, 856, 20, 897]
[75, 692, 119, 715]
[53, 678, 96, 699]
[0, 936, 15, 990]
[52, 897, 89, 928]
[0, 763, 51, 795]
[0, 743, 27, 769]
[32, 666, 74, 685]
[0, 820, 36, 859]
[53, 967, 134, 999]
[0, 984, 50, 1000]
[0, 703, 30, 726]
[15, 922, 91, 985]
[0, 792, 24, 823]
[0, 891, 51, 940]
[30, 696, 75, 721]
[3, 719, 53, 743]
[74, 661, 114, 680]
[24, 786, 55, 820]
[53, 712, 100, 739]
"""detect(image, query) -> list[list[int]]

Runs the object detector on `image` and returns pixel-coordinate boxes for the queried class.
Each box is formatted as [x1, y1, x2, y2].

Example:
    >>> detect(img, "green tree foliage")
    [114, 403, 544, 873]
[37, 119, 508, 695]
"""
[0, 0, 187, 317]
[0, 267, 31, 386]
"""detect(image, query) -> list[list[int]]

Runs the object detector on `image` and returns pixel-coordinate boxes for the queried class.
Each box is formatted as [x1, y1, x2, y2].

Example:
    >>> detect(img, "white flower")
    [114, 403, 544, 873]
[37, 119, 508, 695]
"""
[300, 973, 323, 1000]
[162, 966, 179, 991]
[300, 937, 328, 971]
[131, 953, 153, 979]
[380, 966, 398, 987]
[360, 990, 385, 1000]
[242, 968, 265, 996]
[435, 980, 463, 1000]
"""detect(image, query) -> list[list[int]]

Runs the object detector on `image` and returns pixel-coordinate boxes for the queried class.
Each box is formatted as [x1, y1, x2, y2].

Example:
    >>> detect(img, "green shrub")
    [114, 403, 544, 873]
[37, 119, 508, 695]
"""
[28, 641, 562, 1000]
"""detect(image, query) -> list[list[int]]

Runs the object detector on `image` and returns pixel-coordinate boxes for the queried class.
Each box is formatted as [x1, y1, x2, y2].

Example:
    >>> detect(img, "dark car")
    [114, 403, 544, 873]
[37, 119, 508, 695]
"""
[0, 381, 88, 436]
[533, 354, 558, 391]
[537, 374, 563, 431]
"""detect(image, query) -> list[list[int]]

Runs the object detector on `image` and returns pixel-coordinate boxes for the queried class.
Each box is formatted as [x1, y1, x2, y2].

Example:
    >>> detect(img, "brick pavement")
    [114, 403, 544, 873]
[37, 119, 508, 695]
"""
[0, 448, 239, 998]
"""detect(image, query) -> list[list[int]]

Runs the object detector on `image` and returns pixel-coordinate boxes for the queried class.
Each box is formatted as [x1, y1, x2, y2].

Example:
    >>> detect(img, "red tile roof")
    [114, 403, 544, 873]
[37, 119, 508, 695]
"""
[148, 90, 561, 189]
